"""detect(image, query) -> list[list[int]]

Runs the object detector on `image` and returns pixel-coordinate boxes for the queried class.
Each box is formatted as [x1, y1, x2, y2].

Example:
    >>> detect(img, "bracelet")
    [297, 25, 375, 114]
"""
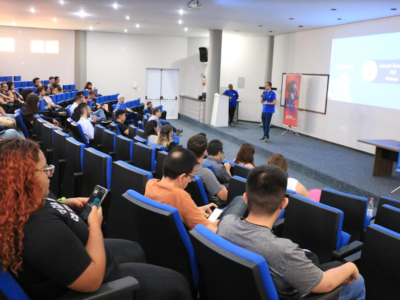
[57, 197, 66, 202]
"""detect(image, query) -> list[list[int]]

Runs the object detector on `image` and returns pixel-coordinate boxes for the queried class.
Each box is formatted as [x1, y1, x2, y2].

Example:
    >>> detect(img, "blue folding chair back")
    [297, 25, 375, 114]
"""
[14, 112, 30, 138]
[132, 142, 155, 172]
[122, 190, 199, 297]
[374, 204, 400, 233]
[128, 125, 137, 139]
[115, 135, 134, 162]
[283, 194, 351, 263]
[0, 267, 30, 300]
[102, 129, 116, 157]
[61, 137, 85, 198]
[105, 162, 153, 240]
[50, 130, 70, 197]
[202, 162, 216, 176]
[185, 175, 209, 206]
[227, 176, 246, 204]
[233, 164, 252, 178]
[359, 224, 400, 300]
[320, 188, 369, 242]
[155, 151, 168, 179]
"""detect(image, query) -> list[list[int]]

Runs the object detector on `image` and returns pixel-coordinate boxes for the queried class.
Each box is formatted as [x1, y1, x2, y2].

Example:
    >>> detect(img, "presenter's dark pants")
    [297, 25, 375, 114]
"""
[105, 239, 193, 300]
[261, 112, 273, 139]
[229, 106, 236, 124]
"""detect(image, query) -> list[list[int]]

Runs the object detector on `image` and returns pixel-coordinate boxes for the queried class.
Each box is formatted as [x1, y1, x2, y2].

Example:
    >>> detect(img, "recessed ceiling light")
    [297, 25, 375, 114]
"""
[113, 3, 118, 9]
[269, 31, 273, 32]
[126, 16, 130, 20]
[124, 29, 127, 32]
[76, 10, 89, 18]
[289, 18, 294, 20]
[136, 24, 140, 28]
[12, 21, 16, 25]
[30, 7, 35, 13]
[258, 25, 263, 27]
[179, 9, 184, 15]
[178, 20, 182, 25]
[299, 25, 303, 27]
[331, 8, 337, 11]
[89, 26, 93, 30]
[337, 18, 342, 20]
[53, 18, 57, 22]
[59, 0, 65, 4]
[184, 27, 188, 32]
[391, 8, 397, 10]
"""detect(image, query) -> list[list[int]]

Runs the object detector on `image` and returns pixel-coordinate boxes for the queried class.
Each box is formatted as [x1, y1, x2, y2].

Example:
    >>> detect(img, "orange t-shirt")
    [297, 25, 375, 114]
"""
[145, 179, 211, 230]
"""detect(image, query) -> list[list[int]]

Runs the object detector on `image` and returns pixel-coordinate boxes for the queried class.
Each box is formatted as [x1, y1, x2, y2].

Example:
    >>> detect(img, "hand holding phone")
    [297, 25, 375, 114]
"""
[79, 185, 108, 223]
[208, 208, 223, 222]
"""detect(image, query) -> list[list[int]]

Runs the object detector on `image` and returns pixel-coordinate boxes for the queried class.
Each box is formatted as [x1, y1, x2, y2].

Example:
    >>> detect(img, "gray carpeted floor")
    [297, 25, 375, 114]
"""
[169, 117, 400, 205]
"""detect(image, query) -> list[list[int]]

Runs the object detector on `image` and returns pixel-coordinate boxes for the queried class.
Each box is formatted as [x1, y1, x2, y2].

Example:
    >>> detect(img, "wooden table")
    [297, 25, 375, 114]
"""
[358, 139, 400, 176]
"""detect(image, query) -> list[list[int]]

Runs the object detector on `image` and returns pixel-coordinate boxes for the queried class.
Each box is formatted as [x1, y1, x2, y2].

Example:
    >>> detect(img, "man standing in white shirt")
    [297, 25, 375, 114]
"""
[77, 103, 94, 140]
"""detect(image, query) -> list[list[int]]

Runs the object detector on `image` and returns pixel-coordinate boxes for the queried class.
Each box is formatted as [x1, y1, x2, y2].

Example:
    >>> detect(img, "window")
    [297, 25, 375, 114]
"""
[0, 38, 15, 52]
[31, 40, 59, 54]
[45, 41, 59, 54]
[31, 40, 44, 53]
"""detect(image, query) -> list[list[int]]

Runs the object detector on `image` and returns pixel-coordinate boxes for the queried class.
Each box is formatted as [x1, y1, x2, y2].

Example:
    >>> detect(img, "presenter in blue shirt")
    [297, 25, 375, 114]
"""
[223, 84, 239, 126]
[260, 82, 276, 143]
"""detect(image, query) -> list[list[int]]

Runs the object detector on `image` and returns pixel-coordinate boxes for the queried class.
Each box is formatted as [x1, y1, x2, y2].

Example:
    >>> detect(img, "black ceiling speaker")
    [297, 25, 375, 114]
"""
[199, 47, 208, 62]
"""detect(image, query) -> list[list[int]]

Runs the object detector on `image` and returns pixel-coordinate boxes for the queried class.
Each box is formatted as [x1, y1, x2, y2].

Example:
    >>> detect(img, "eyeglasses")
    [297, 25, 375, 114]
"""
[35, 164, 55, 177]
[186, 174, 196, 182]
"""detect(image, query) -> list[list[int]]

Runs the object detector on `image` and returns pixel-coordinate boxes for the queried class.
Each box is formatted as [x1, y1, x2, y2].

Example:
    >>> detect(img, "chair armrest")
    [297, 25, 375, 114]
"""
[56, 276, 139, 300]
[370, 212, 377, 221]
[332, 241, 363, 260]
[343, 251, 362, 264]
[272, 218, 284, 237]
[301, 285, 343, 300]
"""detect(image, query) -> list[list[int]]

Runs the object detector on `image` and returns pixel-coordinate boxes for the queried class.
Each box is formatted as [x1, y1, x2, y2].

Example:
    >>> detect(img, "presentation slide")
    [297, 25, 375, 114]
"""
[328, 32, 400, 110]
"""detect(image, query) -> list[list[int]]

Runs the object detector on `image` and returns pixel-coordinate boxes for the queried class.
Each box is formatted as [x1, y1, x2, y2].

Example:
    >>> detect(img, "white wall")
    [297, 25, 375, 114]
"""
[0, 26, 75, 85]
[221, 33, 274, 122]
[271, 16, 400, 153]
[86, 32, 188, 118]
[183, 37, 208, 98]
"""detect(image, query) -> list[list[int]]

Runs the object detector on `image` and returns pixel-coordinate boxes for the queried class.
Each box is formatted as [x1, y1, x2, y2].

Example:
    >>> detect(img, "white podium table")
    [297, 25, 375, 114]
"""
[211, 93, 229, 127]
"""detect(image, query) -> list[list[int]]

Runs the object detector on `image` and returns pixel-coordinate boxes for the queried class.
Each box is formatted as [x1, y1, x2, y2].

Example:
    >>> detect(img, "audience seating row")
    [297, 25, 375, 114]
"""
[0, 75, 21, 81]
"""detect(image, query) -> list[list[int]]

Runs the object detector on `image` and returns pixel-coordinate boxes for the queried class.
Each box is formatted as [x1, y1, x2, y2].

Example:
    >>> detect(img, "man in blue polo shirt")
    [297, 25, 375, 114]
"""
[223, 84, 239, 127]
[261, 82, 276, 143]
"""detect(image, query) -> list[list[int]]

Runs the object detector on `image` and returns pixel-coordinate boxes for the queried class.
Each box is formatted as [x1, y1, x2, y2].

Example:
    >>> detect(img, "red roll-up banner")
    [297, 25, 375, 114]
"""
[283, 74, 302, 127]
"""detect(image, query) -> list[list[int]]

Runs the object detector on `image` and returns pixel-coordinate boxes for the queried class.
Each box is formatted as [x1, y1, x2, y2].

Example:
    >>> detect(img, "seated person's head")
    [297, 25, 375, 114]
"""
[245, 165, 288, 218]
[267, 153, 288, 173]
[115, 109, 126, 122]
[72, 103, 89, 122]
[85, 81, 92, 90]
[74, 94, 84, 104]
[144, 120, 158, 139]
[163, 147, 197, 189]
[33, 77, 41, 87]
[6, 81, 14, 91]
[118, 94, 125, 103]
[187, 134, 208, 159]
[88, 91, 95, 99]
[0, 139, 51, 274]
[49, 76, 55, 84]
[235, 143, 255, 165]
[36, 86, 46, 97]
[146, 101, 152, 108]
[21, 89, 34, 102]
[25, 94, 40, 114]
[76, 91, 85, 101]
[55, 76, 60, 84]
[207, 139, 224, 160]
[1, 82, 8, 92]
[51, 83, 58, 89]
[152, 108, 161, 118]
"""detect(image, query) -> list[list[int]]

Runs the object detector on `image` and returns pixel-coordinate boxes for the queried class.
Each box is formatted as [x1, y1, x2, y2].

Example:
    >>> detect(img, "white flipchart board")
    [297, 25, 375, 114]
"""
[211, 93, 229, 127]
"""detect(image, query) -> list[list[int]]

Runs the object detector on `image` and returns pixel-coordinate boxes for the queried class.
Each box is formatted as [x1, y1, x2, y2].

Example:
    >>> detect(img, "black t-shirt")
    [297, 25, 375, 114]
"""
[116, 121, 129, 137]
[14, 199, 116, 300]
[165, 141, 177, 152]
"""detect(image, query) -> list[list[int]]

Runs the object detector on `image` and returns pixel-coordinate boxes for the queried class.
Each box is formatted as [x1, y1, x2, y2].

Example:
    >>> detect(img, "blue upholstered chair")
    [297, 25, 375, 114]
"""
[132, 142, 156, 172]
[185, 175, 209, 206]
[320, 188, 371, 242]
[115, 135, 134, 163]
[122, 190, 199, 297]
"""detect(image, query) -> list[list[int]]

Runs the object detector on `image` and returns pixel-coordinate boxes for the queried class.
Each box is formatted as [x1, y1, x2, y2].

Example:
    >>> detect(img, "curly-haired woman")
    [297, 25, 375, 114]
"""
[0, 139, 192, 300]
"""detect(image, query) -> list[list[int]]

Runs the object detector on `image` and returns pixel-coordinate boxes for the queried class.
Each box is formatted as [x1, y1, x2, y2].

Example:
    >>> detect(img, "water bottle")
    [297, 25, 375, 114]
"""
[367, 198, 374, 217]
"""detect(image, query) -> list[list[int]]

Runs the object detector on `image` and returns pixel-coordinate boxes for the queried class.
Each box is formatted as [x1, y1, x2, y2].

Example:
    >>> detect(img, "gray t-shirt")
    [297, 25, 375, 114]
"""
[148, 115, 161, 131]
[217, 215, 323, 299]
[195, 164, 222, 198]
[203, 157, 231, 184]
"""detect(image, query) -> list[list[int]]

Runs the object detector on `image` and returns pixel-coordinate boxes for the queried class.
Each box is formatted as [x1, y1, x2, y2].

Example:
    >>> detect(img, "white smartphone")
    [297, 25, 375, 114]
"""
[208, 208, 223, 222]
